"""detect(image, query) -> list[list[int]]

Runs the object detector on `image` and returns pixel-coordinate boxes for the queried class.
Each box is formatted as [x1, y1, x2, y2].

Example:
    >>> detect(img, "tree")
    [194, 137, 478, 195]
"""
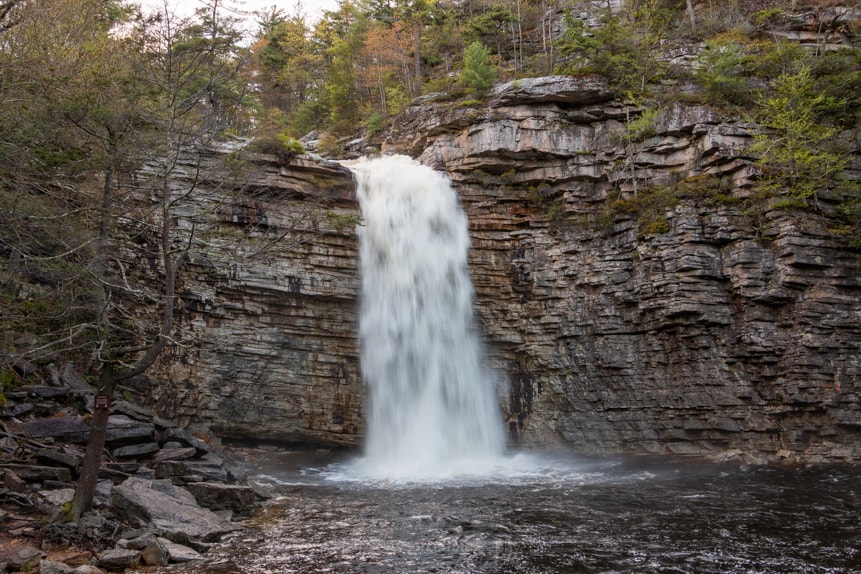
[0, 0, 252, 520]
[252, 6, 318, 121]
[751, 65, 847, 209]
[466, 4, 516, 60]
[459, 40, 496, 95]
[67, 0, 253, 520]
[555, 8, 664, 96]
[394, 0, 433, 93]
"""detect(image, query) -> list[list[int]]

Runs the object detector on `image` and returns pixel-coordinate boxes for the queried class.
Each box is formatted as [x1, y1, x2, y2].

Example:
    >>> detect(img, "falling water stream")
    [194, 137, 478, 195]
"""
[153, 156, 860, 573]
[347, 155, 505, 480]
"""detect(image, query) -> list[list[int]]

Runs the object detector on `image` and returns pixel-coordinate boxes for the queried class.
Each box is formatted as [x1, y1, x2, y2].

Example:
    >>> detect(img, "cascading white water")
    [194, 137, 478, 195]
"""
[349, 155, 505, 480]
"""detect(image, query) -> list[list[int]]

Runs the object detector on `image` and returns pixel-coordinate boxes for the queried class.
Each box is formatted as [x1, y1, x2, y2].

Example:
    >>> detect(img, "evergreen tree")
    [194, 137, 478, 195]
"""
[459, 40, 496, 95]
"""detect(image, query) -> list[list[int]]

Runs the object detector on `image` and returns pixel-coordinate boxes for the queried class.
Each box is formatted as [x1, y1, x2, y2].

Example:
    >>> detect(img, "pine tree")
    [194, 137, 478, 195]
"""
[459, 41, 496, 95]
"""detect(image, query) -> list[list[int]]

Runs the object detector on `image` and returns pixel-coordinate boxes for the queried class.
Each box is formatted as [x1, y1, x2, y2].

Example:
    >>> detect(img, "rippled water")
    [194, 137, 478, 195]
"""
[152, 449, 860, 574]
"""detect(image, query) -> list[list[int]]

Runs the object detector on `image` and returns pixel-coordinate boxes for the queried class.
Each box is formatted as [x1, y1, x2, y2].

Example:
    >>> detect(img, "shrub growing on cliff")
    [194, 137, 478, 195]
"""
[695, 34, 756, 107]
[554, 11, 664, 97]
[751, 65, 847, 209]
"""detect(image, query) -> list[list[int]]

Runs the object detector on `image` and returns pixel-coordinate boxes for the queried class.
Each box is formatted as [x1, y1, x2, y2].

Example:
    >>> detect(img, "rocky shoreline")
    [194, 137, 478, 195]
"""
[1, 361, 268, 572]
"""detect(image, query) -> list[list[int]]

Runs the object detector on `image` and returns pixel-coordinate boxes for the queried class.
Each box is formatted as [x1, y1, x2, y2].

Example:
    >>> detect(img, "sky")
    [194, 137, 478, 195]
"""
[137, 0, 342, 37]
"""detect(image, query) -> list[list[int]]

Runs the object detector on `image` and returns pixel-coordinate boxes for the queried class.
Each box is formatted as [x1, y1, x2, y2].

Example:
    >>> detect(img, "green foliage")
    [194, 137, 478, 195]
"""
[695, 34, 757, 107]
[465, 5, 517, 58]
[526, 184, 565, 224]
[623, 107, 659, 144]
[750, 66, 847, 207]
[752, 8, 784, 26]
[324, 211, 363, 233]
[554, 12, 664, 97]
[364, 112, 384, 136]
[810, 49, 861, 127]
[250, 108, 306, 160]
[831, 180, 861, 249]
[459, 41, 497, 95]
[602, 185, 679, 237]
[751, 38, 804, 79]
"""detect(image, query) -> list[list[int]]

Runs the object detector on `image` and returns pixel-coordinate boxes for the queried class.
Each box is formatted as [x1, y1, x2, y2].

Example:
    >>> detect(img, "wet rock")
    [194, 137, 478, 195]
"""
[158, 537, 203, 563]
[96, 548, 140, 571]
[185, 482, 256, 514]
[111, 477, 240, 544]
[248, 480, 275, 500]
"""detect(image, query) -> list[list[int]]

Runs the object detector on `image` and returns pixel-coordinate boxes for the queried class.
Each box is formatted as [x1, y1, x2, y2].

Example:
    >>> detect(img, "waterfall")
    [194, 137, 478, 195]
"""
[349, 155, 505, 480]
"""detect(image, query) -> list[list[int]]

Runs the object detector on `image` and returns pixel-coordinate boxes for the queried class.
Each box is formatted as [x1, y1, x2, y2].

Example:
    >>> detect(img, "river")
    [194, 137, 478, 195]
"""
[151, 448, 860, 574]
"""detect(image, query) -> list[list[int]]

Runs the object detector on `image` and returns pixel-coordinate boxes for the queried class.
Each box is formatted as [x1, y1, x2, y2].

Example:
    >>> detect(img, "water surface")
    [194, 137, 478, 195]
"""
[155, 449, 861, 573]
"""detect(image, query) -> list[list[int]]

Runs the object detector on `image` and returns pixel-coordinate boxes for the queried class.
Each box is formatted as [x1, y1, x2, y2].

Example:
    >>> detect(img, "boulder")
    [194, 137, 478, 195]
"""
[36, 447, 83, 470]
[111, 442, 160, 459]
[7, 385, 70, 400]
[163, 427, 204, 451]
[158, 538, 204, 563]
[46, 549, 92, 567]
[39, 560, 75, 574]
[125, 532, 157, 550]
[96, 548, 140, 571]
[0, 402, 34, 418]
[154, 460, 229, 483]
[17, 417, 89, 443]
[40, 488, 75, 506]
[151, 447, 197, 463]
[1, 463, 72, 483]
[111, 477, 240, 543]
[104, 415, 154, 445]
[185, 482, 256, 513]
[140, 539, 170, 566]
[8, 546, 44, 571]
[60, 363, 95, 395]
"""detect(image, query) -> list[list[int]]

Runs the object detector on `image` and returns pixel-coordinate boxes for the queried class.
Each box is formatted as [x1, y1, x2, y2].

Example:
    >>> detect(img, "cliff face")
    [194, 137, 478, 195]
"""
[384, 75, 861, 462]
[146, 76, 861, 463]
[143, 152, 363, 447]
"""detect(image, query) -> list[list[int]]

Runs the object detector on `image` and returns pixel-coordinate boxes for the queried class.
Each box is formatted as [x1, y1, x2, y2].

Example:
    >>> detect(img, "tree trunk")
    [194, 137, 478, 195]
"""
[686, 0, 696, 32]
[413, 20, 421, 94]
[69, 369, 115, 522]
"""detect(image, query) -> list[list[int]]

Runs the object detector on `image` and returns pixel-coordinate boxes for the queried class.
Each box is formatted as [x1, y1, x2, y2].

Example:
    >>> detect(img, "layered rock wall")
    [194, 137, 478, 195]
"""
[385, 75, 861, 462]
[141, 151, 363, 447]
[144, 76, 860, 462]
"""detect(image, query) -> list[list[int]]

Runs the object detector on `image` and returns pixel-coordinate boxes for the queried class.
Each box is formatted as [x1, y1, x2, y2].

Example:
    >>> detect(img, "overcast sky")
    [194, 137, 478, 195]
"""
[137, 0, 342, 37]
